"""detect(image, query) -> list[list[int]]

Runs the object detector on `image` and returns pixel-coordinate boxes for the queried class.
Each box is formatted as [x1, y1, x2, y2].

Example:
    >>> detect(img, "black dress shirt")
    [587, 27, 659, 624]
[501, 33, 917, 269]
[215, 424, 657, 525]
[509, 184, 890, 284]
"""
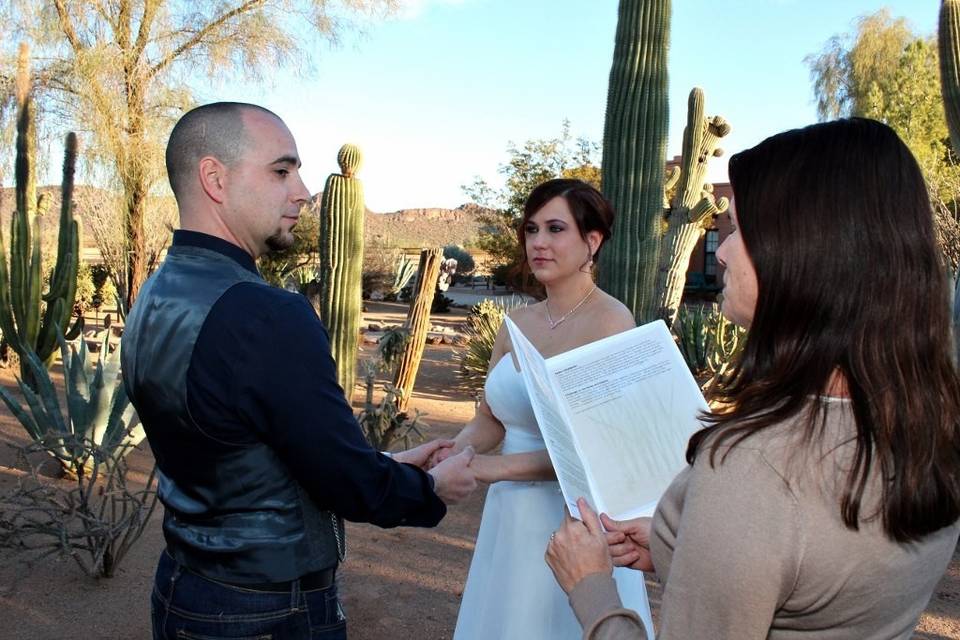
[176, 230, 445, 527]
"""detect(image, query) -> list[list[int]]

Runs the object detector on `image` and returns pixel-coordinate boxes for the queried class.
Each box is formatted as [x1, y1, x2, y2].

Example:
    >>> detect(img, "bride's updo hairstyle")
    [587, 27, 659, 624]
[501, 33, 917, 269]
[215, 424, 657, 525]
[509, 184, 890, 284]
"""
[517, 179, 614, 265]
[687, 118, 960, 543]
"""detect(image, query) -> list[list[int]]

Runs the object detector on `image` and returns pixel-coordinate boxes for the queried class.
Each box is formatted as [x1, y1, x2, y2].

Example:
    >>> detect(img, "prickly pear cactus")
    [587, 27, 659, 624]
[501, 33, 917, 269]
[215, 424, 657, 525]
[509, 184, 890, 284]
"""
[318, 144, 365, 398]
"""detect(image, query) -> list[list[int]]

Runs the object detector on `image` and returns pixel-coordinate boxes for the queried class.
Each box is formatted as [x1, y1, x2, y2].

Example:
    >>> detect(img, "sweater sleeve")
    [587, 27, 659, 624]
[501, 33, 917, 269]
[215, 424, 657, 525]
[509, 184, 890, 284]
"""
[654, 447, 802, 639]
[569, 573, 648, 640]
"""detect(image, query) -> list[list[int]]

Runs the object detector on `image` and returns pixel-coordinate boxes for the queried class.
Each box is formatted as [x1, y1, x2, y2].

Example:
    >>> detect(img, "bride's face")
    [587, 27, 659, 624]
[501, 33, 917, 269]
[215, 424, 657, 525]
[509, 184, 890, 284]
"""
[524, 196, 600, 284]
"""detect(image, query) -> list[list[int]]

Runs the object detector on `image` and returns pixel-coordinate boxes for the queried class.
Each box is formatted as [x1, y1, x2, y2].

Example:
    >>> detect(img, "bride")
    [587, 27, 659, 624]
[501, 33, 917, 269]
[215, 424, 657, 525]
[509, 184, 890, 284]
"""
[435, 178, 654, 638]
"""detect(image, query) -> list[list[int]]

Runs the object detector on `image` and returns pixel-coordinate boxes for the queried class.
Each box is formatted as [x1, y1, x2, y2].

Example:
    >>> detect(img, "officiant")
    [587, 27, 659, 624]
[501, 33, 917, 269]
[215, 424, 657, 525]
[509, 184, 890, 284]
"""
[545, 118, 960, 639]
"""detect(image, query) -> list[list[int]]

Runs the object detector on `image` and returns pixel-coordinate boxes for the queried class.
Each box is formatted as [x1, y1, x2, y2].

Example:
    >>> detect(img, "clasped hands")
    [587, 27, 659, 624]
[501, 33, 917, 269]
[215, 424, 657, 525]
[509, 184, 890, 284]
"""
[390, 438, 478, 505]
[389, 439, 502, 505]
[545, 497, 654, 594]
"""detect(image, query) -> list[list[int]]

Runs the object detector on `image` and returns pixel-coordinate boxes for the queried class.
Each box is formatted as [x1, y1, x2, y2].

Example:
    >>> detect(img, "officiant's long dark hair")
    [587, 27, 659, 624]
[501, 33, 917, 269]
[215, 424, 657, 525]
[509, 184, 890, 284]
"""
[686, 118, 960, 543]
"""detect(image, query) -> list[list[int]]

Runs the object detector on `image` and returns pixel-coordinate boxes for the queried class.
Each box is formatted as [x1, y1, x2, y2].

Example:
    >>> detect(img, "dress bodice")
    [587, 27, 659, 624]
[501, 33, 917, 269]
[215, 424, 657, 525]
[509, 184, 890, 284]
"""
[484, 355, 544, 454]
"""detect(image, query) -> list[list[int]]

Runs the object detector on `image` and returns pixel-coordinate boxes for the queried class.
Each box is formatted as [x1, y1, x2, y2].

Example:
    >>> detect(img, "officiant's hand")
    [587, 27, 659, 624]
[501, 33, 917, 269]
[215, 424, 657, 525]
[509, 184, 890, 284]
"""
[600, 513, 654, 572]
[545, 498, 613, 594]
[428, 446, 477, 504]
[393, 439, 455, 469]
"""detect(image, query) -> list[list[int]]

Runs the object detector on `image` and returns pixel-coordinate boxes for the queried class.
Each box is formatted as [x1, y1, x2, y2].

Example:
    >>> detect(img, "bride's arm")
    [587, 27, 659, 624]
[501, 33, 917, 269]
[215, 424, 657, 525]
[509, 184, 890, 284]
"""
[470, 450, 555, 483]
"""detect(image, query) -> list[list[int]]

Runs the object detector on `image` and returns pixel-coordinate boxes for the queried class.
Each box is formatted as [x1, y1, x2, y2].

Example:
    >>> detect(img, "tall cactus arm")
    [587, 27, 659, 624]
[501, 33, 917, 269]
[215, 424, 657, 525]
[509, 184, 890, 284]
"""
[654, 87, 731, 328]
[672, 88, 732, 226]
[940, 0, 960, 155]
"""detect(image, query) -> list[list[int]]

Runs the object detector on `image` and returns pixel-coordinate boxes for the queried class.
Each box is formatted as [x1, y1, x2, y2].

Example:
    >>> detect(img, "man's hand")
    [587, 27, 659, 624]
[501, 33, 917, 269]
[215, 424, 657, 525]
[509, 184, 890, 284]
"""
[600, 513, 654, 572]
[392, 439, 455, 469]
[545, 498, 613, 594]
[428, 446, 477, 504]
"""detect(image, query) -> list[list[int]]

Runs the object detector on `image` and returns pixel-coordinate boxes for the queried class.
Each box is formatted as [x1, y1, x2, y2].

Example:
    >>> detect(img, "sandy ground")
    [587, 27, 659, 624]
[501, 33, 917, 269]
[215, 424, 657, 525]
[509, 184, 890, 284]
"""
[0, 300, 957, 639]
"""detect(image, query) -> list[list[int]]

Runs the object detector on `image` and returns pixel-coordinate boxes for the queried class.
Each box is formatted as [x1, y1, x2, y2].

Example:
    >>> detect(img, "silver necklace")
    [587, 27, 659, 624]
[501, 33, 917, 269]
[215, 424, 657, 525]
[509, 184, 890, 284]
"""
[545, 285, 597, 330]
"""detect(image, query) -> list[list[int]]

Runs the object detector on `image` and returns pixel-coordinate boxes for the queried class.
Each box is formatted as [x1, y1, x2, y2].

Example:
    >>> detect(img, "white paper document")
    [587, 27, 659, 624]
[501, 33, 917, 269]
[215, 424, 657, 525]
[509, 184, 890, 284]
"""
[505, 317, 708, 521]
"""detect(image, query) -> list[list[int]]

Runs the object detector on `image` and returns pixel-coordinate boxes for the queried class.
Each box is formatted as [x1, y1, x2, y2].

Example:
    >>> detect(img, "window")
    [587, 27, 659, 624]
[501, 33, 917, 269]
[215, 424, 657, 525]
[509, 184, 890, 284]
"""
[704, 229, 719, 282]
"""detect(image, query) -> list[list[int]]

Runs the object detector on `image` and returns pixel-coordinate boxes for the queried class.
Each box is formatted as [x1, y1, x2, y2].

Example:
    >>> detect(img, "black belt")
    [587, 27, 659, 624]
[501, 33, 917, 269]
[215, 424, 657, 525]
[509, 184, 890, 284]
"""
[216, 566, 336, 593]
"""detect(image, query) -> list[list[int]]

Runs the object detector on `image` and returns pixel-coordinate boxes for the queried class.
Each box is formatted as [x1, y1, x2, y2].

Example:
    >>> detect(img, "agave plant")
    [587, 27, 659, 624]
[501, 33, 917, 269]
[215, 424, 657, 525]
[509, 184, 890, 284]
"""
[0, 328, 142, 475]
[456, 296, 528, 393]
[391, 253, 417, 298]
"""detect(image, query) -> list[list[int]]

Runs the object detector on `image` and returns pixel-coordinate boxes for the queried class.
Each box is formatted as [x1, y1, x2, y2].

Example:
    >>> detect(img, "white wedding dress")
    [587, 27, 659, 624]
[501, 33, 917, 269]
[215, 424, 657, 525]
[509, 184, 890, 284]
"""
[453, 355, 655, 639]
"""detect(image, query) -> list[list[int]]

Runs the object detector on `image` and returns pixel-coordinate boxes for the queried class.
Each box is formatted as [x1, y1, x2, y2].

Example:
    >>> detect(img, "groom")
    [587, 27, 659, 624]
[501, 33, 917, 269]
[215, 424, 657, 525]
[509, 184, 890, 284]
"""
[122, 102, 477, 639]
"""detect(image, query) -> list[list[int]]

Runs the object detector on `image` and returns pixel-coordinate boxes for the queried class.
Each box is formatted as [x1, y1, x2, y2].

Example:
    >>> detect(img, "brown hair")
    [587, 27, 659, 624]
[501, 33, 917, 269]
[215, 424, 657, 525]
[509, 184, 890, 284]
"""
[688, 118, 960, 543]
[517, 178, 614, 264]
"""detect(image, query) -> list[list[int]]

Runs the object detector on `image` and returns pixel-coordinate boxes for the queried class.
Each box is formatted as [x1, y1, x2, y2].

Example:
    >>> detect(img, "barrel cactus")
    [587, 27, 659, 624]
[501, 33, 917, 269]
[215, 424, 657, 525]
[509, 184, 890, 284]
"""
[0, 43, 82, 389]
[318, 144, 365, 398]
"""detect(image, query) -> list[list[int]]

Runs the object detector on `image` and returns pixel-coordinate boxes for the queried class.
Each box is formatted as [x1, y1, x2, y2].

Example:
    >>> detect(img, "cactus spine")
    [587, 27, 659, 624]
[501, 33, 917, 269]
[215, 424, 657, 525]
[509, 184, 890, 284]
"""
[939, 0, 960, 360]
[655, 88, 730, 327]
[392, 248, 443, 413]
[0, 43, 82, 388]
[597, 0, 671, 324]
[318, 144, 365, 398]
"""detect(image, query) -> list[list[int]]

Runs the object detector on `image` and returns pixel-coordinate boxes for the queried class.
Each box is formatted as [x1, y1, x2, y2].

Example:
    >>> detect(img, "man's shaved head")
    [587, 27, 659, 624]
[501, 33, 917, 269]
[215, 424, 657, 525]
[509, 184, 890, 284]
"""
[165, 102, 279, 200]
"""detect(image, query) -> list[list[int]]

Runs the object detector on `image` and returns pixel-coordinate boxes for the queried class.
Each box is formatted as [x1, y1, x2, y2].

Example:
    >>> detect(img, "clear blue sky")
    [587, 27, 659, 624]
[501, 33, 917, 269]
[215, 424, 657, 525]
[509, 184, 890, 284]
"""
[205, 0, 939, 212]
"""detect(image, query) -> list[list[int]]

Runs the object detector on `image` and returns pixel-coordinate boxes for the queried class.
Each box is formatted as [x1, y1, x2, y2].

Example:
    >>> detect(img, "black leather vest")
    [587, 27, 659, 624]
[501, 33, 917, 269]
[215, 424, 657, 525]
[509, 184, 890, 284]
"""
[122, 244, 343, 582]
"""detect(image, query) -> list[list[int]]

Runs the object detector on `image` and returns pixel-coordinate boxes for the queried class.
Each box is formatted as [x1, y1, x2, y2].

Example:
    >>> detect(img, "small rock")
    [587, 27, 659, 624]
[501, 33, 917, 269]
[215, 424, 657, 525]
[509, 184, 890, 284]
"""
[426, 336, 443, 345]
[368, 323, 382, 331]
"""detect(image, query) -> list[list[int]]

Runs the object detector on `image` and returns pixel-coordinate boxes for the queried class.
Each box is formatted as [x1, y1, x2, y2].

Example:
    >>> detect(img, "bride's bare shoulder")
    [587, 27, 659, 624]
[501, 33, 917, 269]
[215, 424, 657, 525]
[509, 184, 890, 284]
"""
[592, 290, 635, 335]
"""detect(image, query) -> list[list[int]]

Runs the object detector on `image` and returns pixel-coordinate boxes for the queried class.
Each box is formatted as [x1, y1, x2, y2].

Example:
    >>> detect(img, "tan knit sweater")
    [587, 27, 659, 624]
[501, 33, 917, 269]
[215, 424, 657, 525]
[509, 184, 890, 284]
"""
[568, 400, 959, 639]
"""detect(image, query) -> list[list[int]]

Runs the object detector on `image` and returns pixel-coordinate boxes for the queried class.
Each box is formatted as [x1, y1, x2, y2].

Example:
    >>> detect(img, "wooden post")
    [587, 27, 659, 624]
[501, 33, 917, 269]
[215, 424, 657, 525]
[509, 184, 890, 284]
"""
[392, 248, 443, 412]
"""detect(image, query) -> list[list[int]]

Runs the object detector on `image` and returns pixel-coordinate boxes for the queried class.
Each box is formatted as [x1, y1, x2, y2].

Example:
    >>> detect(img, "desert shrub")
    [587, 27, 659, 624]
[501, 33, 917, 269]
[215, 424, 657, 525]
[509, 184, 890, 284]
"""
[362, 238, 402, 299]
[90, 264, 117, 315]
[73, 263, 96, 317]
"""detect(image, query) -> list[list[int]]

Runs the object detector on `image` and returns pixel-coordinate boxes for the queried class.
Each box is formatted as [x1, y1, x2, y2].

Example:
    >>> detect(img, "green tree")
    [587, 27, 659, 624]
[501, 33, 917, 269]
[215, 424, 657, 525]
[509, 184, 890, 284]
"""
[462, 120, 600, 273]
[1, 0, 396, 309]
[807, 9, 960, 269]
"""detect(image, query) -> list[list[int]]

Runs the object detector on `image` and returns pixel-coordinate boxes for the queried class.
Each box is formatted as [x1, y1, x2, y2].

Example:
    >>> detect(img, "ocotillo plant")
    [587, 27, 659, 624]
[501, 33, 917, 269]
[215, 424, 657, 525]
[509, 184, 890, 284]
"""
[597, 1, 728, 327]
[318, 144, 365, 397]
[655, 88, 730, 327]
[392, 248, 443, 413]
[597, 0, 670, 324]
[939, 0, 960, 359]
[0, 43, 82, 388]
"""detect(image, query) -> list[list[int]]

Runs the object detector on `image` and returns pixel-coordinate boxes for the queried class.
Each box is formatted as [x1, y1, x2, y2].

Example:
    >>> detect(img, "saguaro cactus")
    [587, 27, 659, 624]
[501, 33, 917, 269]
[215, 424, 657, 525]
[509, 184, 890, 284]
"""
[939, 0, 960, 359]
[392, 248, 443, 413]
[655, 88, 730, 327]
[597, 0, 671, 324]
[318, 144, 365, 398]
[0, 43, 82, 388]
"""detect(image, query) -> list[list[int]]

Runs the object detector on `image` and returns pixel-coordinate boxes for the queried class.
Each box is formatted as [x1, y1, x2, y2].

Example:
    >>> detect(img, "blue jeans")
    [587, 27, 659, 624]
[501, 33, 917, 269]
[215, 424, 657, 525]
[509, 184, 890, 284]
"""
[151, 551, 347, 639]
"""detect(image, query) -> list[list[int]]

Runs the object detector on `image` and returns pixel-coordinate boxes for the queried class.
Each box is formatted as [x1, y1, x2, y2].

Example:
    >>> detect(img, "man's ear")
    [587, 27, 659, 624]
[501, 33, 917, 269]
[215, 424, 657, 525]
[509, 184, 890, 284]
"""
[198, 156, 227, 204]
